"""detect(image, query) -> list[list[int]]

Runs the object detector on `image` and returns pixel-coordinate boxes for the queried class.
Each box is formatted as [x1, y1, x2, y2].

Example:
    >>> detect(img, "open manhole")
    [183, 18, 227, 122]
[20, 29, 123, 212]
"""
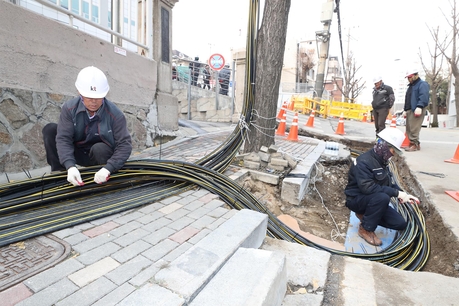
[0, 235, 71, 291]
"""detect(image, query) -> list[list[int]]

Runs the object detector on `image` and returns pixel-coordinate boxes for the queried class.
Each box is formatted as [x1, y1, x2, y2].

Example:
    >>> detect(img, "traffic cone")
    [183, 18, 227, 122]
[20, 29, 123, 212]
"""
[288, 99, 295, 111]
[305, 109, 315, 127]
[335, 113, 345, 135]
[276, 112, 287, 136]
[445, 144, 459, 164]
[390, 115, 397, 128]
[277, 101, 288, 120]
[286, 112, 299, 141]
[445, 190, 459, 202]
[361, 112, 367, 123]
[400, 133, 410, 148]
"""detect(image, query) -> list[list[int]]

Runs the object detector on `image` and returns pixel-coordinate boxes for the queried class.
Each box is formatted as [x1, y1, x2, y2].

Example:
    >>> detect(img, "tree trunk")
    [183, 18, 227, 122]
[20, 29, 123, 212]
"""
[244, 0, 291, 153]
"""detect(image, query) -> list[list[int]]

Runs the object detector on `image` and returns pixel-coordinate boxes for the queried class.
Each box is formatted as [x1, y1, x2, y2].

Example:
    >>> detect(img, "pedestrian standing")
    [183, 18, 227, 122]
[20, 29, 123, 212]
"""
[403, 69, 430, 151]
[202, 65, 211, 89]
[371, 76, 395, 137]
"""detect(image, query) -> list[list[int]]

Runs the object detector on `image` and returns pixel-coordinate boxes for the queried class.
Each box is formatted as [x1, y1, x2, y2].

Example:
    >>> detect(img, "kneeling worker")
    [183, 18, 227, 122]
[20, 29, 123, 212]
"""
[43, 66, 132, 186]
[344, 128, 419, 246]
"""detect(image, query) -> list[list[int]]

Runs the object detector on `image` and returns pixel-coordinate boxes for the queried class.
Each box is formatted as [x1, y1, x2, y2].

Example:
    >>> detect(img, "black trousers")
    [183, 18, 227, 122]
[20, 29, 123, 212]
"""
[346, 192, 407, 232]
[373, 108, 389, 135]
[42, 123, 113, 171]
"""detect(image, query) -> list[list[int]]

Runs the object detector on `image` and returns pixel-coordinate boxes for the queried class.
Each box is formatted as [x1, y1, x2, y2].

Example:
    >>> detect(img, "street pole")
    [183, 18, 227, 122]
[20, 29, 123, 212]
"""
[314, 0, 334, 99]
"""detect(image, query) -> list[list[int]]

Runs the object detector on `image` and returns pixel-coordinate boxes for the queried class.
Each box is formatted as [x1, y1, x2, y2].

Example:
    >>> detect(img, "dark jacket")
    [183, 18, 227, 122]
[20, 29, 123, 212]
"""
[404, 78, 430, 112]
[344, 149, 400, 198]
[56, 97, 132, 173]
[371, 83, 395, 110]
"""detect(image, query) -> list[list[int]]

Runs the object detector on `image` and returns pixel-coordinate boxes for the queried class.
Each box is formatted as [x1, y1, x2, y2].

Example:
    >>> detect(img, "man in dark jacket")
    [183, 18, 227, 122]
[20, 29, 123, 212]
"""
[42, 66, 132, 186]
[403, 69, 430, 151]
[218, 65, 231, 95]
[371, 76, 395, 136]
[344, 128, 419, 246]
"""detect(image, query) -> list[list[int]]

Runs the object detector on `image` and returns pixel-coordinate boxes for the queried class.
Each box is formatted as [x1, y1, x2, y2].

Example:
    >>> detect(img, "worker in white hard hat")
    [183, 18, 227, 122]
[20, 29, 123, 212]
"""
[344, 128, 419, 246]
[403, 69, 430, 151]
[371, 76, 395, 136]
[42, 66, 132, 186]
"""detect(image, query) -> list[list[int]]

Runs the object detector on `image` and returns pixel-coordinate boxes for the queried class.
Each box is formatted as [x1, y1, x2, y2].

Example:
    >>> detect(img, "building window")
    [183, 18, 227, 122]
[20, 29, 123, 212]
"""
[161, 7, 170, 63]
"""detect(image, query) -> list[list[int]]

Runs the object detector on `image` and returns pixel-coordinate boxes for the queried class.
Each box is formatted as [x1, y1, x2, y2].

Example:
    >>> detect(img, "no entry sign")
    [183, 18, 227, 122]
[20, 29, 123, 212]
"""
[208, 53, 225, 71]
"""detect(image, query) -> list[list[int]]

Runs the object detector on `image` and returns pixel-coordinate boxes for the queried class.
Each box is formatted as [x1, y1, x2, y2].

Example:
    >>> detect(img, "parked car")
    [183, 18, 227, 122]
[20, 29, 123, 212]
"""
[393, 110, 430, 127]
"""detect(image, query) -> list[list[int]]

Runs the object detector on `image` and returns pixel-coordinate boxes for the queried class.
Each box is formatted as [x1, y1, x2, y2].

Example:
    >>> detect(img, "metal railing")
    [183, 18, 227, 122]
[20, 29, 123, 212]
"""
[16, 0, 153, 59]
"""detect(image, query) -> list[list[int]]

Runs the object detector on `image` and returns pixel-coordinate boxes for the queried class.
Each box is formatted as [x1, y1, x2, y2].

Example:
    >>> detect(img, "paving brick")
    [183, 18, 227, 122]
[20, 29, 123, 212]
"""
[92, 283, 136, 306]
[207, 217, 228, 230]
[222, 209, 238, 219]
[105, 255, 152, 286]
[113, 228, 150, 247]
[56, 277, 117, 306]
[51, 227, 81, 239]
[169, 226, 200, 244]
[142, 217, 173, 233]
[198, 193, 219, 203]
[17, 278, 78, 306]
[113, 211, 145, 225]
[158, 203, 183, 214]
[176, 195, 198, 205]
[167, 215, 195, 231]
[109, 221, 143, 237]
[128, 261, 163, 287]
[82, 221, 119, 238]
[68, 257, 120, 287]
[189, 215, 216, 230]
[111, 240, 152, 263]
[136, 211, 163, 224]
[72, 222, 94, 231]
[142, 239, 179, 262]
[117, 283, 184, 306]
[164, 208, 190, 221]
[137, 202, 164, 214]
[179, 189, 197, 197]
[191, 188, 210, 198]
[142, 227, 176, 245]
[89, 213, 122, 225]
[63, 232, 88, 245]
[207, 207, 229, 218]
[162, 242, 193, 262]
[186, 206, 211, 219]
[159, 195, 181, 205]
[0, 283, 32, 306]
[24, 258, 84, 292]
[182, 199, 206, 211]
[187, 228, 211, 245]
[72, 232, 116, 254]
[76, 242, 121, 265]
[203, 199, 226, 210]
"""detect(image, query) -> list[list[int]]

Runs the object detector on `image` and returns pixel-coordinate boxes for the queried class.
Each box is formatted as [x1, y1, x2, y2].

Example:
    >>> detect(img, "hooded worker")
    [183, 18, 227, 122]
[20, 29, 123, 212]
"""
[42, 66, 132, 186]
[344, 128, 419, 246]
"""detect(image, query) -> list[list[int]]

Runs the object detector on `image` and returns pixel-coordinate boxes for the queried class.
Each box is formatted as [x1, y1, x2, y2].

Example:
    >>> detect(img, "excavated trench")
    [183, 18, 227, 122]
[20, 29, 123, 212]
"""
[241, 136, 459, 277]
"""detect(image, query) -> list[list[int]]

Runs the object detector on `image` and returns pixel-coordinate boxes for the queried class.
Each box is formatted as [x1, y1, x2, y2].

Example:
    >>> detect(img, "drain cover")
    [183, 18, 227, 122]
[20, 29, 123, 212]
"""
[0, 235, 70, 291]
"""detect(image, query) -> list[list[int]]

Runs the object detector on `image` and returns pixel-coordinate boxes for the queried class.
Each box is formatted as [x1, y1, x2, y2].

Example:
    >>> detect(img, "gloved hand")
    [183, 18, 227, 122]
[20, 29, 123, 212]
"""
[398, 191, 420, 204]
[414, 107, 422, 117]
[67, 167, 84, 186]
[94, 167, 110, 184]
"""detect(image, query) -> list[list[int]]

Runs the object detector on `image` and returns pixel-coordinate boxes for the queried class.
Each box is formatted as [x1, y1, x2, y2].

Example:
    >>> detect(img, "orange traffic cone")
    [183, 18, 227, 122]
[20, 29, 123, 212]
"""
[276, 112, 287, 136]
[445, 144, 459, 164]
[286, 112, 299, 141]
[335, 113, 345, 135]
[445, 190, 459, 202]
[277, 101, 288, 120]
[361, 112, 367, 123]
[390, 115, 397, 128]
[288, 99, 295, 111]
[305, 109, 315, 127]
[400, 133, 410, 148]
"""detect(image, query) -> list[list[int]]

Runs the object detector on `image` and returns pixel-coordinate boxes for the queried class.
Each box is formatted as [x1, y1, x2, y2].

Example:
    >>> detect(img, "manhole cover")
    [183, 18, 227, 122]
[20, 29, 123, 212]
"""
[0, 235, 70, 291]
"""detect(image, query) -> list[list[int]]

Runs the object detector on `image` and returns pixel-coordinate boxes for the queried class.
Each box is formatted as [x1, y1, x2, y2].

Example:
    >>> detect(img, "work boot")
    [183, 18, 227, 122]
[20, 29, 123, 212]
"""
[355, 213, 364, 222]
[404, 143, 418, 152]
[358, 224, 382, 246]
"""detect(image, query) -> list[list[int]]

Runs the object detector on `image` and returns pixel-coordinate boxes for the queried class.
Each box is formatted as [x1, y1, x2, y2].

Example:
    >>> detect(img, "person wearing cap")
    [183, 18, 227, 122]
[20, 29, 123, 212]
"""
[42, 66, 132, 186]
[344, 128, 419, 246]
[403, 69, 430, 151]
[371, 76, 395, 136]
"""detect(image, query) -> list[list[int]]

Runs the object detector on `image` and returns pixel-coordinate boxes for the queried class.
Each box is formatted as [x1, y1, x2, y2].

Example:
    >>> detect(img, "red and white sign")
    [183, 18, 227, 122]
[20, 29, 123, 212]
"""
[208, 53, 225, 71]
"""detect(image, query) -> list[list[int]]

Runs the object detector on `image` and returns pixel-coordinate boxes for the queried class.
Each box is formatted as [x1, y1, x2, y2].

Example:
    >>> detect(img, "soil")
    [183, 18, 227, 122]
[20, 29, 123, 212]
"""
[241, 140, 459, 278]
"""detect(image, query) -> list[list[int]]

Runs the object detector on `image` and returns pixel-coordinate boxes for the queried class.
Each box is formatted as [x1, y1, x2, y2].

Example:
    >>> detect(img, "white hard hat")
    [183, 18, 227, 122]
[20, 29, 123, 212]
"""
[405, 69, 418, 78]
[373, 76, 382, 83]
[377, 128, 405, 154]
[75, 66, 110, 98]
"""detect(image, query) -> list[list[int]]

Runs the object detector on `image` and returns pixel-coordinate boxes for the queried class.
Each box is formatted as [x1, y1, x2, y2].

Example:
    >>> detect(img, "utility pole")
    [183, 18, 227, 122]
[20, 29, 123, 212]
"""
[314, 0, 334, 98]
